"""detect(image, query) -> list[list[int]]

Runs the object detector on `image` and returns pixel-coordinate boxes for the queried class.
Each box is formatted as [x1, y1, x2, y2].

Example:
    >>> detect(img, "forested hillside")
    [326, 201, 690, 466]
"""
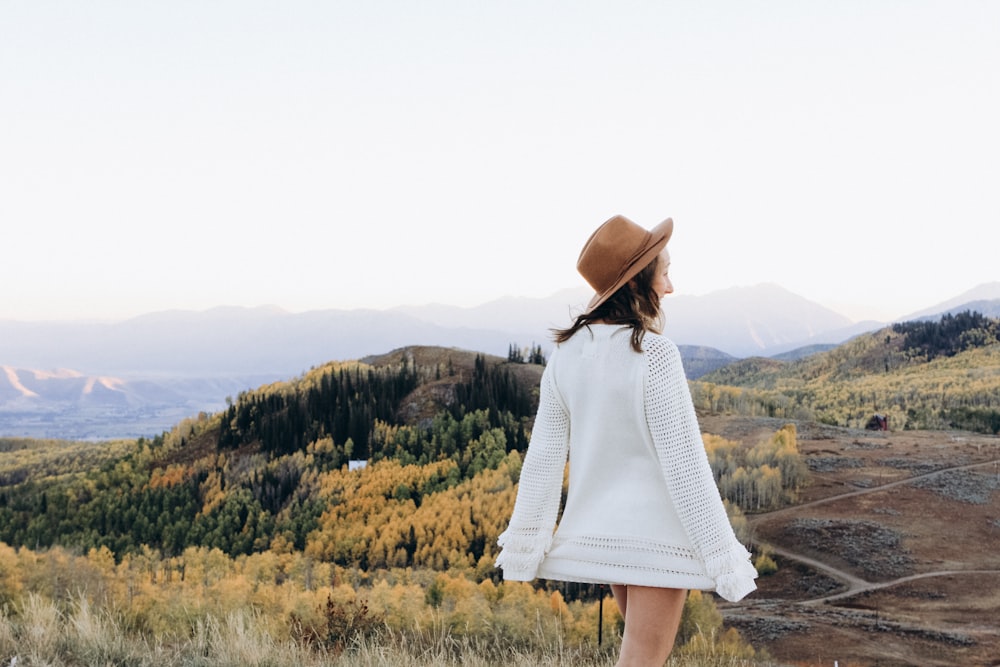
[694, 311, 1000, 433]
[1, 344, 779, 663]
[4, 322, 997, 665]
[0, 348, 538, 561]
[8, 312, 993, 570]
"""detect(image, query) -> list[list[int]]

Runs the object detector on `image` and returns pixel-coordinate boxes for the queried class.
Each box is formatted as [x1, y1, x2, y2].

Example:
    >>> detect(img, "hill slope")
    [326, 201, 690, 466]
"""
[0, 346, 540, 562]
[3, 340, 1000, 665]
[697, 312, 1000, 433]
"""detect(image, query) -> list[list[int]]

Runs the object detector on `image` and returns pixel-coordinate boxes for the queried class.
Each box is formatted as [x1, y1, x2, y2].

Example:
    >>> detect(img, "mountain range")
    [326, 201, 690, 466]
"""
[2, 282, 998, 439]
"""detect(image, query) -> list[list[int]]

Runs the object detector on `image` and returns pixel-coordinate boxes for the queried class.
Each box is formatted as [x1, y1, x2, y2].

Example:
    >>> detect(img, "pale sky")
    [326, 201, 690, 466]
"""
[2, 1, 998, 323]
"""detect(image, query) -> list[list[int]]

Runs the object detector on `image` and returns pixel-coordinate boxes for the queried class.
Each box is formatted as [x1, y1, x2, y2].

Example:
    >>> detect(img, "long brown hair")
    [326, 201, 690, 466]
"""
[552, 255, 663, 353]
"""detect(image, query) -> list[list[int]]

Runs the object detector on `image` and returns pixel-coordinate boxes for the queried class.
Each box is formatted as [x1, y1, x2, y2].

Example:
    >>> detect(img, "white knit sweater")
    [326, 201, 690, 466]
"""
[495, 325, 757, 602]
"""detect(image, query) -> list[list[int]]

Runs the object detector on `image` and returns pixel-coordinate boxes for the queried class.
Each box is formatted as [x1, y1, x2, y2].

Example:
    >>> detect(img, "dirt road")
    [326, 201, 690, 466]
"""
[748, 456, 1000, 603]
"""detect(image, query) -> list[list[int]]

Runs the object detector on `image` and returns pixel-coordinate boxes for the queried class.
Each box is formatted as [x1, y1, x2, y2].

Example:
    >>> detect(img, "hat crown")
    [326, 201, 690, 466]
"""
[578, 216, 650, 293]
[577, 215, 673, 312]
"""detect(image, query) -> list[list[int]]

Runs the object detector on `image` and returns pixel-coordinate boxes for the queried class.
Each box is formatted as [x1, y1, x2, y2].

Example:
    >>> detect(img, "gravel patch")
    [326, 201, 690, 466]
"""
[797, 572, 844, 598]
[806, 456, 866, 472]
[792, 606, 974, 646]
[895, 586, 946, 600]
[844, 439, 888, 451]
[872, 507, 901, 516]
[784, 519, 914, 580]
[762, 559, 845, 600]
[725, 614, 810, 642]
[911, 469, 1000, 504]
[866, 623, 975, 647]
[882, 458, 954, 475]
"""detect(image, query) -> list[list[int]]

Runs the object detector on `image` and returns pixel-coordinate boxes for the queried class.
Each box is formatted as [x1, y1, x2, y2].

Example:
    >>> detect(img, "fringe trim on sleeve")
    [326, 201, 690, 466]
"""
[704, 543, 758, 602]
[494, 530, 554, 581]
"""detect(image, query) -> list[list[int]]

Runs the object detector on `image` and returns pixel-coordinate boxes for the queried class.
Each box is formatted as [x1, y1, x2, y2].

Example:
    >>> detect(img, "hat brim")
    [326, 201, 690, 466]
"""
[585, 217, 673, 312]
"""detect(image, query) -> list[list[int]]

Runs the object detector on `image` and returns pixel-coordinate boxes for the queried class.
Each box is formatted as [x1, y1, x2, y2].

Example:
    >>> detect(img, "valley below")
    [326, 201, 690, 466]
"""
[700, 416, 1000, 667]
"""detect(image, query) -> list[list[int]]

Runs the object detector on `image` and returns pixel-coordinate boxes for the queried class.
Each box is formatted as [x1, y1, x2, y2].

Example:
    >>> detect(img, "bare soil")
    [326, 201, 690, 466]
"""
[700, 415, 1000, 667]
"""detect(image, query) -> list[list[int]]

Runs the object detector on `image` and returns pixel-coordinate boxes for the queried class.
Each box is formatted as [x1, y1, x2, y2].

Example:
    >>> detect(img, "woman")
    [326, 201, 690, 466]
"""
[495, 215, 757, 666]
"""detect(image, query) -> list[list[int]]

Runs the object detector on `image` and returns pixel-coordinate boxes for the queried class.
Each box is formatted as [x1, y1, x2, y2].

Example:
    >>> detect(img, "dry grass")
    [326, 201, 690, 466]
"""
[0, 594, 773, 667]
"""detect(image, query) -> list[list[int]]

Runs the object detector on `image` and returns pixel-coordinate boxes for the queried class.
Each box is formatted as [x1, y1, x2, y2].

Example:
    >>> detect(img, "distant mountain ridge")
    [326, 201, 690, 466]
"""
[2, 282, 998, 439]
[902, 281, 1000, 320]
[394, 283, 861, 358]
[0, 365, 279, 440]
[0, 307, 513, 377]
[913, 299, 1000, 321]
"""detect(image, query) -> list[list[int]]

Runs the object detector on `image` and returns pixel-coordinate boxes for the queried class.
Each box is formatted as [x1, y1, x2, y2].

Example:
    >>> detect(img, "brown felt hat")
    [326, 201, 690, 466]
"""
[577, 215, 673, 312]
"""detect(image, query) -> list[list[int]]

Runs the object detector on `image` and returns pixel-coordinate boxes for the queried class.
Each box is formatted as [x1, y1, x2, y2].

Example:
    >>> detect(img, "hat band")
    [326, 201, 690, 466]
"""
[599, 233, 654, 294]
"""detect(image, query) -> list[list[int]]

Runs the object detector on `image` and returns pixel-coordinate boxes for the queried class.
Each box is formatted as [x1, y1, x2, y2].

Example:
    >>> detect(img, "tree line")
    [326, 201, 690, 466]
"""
[507, 342, 547, 365]
[217, 362, 421, 459]
[706, 424, 809, 512]
[892, 310, 1000, 361]
[692, 312, 1000, 434]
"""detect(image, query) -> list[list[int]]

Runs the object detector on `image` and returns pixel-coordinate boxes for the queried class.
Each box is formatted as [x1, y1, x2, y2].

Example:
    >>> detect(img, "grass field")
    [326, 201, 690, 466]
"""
[0, 594, 772, 667]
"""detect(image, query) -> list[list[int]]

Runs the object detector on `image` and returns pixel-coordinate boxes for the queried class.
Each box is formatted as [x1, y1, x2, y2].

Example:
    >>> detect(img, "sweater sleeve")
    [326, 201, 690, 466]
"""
[643, 336, 757, 602]
[494, 360, 570, 581]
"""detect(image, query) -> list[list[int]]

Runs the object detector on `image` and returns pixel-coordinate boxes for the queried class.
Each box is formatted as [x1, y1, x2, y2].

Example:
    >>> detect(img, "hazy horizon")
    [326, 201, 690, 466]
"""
[3, 2, 997, 323]
[4, 279, 998, 327]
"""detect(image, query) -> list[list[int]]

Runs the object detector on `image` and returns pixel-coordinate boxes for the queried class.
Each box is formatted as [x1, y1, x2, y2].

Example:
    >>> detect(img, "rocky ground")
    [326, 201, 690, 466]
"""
[699, 415, 1000, 667]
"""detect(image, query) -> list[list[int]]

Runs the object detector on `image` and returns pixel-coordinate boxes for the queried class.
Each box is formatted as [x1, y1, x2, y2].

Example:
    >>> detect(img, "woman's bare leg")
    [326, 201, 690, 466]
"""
[610, 583, 628, 618]
[614, 586, 687, 667]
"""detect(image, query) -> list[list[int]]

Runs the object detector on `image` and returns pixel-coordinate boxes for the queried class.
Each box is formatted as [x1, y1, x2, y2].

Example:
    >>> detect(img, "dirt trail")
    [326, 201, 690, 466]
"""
[754, 457, 1000, 522]
[747, 456, 1000, 603]
[809, 568, 1000, 605]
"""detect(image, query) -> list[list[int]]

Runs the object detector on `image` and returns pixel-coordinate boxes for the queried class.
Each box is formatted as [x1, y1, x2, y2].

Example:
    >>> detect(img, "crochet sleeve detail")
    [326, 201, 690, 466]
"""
[643, 336, 757, 602]
[494, 361, 569, 581]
